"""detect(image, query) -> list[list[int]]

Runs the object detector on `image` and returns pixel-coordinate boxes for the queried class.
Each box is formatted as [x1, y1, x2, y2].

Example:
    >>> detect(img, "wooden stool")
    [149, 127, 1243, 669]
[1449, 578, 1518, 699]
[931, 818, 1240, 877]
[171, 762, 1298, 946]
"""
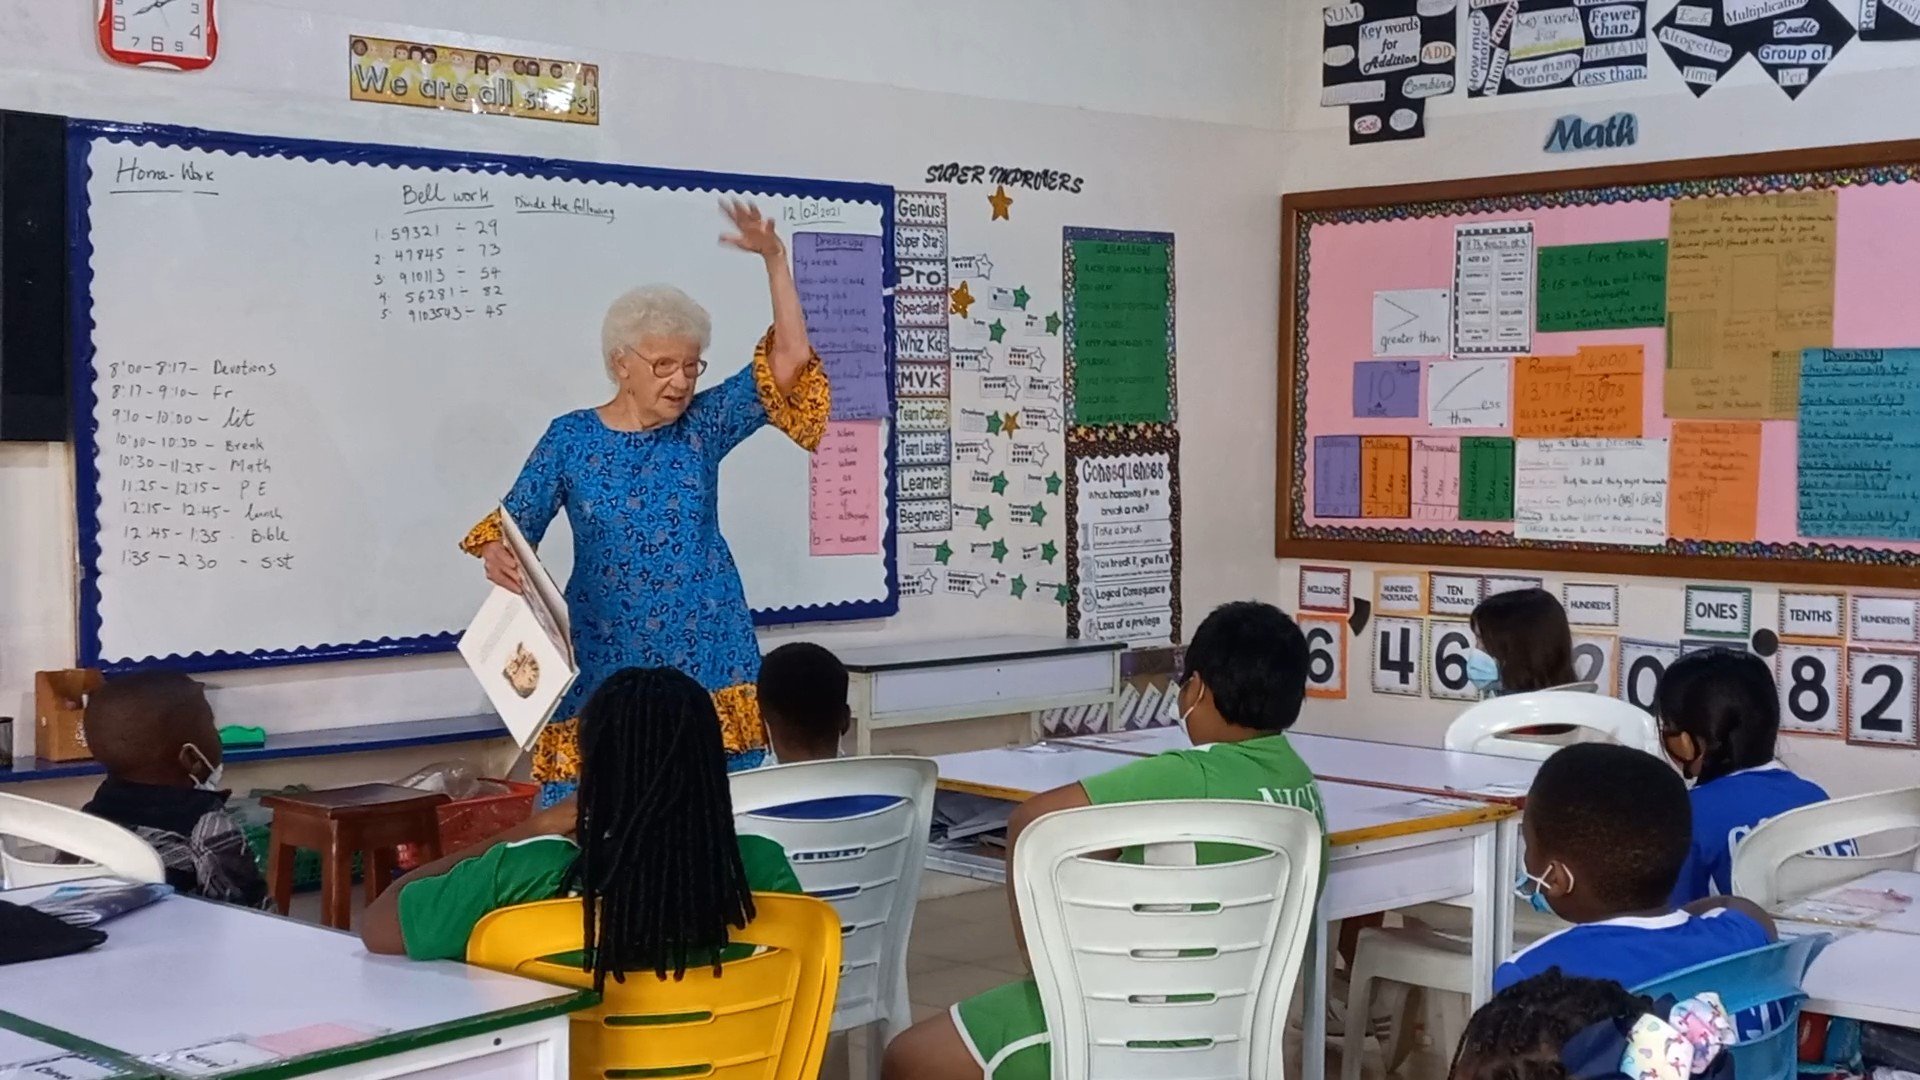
[261, 784, 450, 930]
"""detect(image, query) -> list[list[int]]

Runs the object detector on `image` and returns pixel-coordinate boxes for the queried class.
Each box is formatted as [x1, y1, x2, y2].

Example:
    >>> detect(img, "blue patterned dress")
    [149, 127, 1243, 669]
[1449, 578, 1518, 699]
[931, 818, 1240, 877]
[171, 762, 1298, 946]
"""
[464, 332, 828, 805]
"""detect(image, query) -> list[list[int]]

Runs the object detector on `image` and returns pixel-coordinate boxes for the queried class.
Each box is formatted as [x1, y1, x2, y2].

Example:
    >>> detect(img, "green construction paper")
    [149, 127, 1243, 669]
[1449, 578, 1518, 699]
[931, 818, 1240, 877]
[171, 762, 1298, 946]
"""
[1069, 239, 1172, 425]
[219, 725, 267, 749]
[1536, 240, 1669, 332]
[1460, 437, 1516, 521]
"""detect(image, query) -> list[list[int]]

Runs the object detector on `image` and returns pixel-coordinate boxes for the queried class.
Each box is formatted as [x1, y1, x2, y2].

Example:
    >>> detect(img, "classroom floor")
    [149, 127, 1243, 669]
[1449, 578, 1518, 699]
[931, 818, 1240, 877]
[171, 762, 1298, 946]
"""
[299, 873, 1451, 1080]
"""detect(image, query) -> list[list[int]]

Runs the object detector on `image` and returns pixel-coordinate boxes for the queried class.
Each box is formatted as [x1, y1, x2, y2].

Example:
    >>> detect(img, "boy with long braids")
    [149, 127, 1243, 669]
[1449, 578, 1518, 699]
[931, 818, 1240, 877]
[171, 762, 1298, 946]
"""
[361, 667, 801, 986]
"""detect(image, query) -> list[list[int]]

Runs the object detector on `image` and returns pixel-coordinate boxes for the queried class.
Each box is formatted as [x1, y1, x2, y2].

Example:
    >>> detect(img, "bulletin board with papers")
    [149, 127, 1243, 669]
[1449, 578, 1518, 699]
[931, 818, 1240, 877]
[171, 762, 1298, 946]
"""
[1278, 141, 1920, 587]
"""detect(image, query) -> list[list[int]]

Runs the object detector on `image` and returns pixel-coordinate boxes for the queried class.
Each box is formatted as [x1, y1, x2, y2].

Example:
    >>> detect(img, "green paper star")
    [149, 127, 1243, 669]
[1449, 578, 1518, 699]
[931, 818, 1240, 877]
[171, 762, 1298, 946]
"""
[1044, 311, 1062, 335]
[989, 472, 1010, 496]
[934, 540, 954, 565]
[991, 538, 1009, 562]
[1010, 575, 1028, 599]
[1012, 285, 1031, 309]
[1028, 502, 1049, 526]
[989, 318, 1008, 343]
[986, 411, 1004, 435]
[974, 505, 994, 529]
[1040, 540, 1059, 564]
[1045, 472, 1063, 496]
[1054, 582, 1072, 605]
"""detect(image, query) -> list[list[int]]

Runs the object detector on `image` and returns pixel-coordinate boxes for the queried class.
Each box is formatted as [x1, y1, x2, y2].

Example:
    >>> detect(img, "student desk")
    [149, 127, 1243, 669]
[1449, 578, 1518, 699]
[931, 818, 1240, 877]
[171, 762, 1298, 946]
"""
[1066, 727, 1541, 953]
[1791, 927, 1920, 1028]
[933, 744, 1516, 1080]
[0, 880, 589, 1079]
[1773, 868, 1920, 935]
[0, 1026, 156, 1077]
[839, 636, 1125, 755]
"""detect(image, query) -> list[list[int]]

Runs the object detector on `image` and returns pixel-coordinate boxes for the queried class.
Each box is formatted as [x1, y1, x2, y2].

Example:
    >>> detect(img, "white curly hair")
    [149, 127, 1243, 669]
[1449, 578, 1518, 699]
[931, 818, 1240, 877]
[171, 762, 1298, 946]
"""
[600, 284, 712, 379]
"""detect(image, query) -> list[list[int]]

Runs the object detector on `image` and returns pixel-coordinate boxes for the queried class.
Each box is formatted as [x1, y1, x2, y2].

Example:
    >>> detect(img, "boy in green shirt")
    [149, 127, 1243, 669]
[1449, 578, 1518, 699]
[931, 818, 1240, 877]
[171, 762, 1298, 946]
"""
[882, 601, 1326, 1080]
[362, 667, 801, 986]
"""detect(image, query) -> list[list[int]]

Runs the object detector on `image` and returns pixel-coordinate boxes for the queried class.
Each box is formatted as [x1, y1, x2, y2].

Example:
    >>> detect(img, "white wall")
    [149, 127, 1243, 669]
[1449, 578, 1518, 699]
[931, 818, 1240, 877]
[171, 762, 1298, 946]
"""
[1276, 1, 1920, 795]
[0, 0, 1287, 751]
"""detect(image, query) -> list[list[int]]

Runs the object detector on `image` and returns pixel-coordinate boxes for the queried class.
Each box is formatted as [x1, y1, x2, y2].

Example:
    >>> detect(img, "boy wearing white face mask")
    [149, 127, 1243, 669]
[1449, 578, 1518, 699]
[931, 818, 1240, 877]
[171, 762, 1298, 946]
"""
[1495, 743, 1773, 993]
[81, 671, 268, 908]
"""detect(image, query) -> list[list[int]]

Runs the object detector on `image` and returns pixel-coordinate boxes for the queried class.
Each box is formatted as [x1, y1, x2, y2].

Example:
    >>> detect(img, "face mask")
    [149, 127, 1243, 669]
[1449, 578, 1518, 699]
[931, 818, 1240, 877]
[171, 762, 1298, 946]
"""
[1513, 861, 1571, 915]
[184, 743, 224, 792]
[1164, 681, 1197, 736]
[1465, 647, 1501, 691]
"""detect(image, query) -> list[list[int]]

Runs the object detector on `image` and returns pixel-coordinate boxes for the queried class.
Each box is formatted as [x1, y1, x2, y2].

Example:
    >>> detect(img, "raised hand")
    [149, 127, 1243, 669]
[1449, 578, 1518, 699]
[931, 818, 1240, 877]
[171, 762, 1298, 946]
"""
[719, 198, 784, 260]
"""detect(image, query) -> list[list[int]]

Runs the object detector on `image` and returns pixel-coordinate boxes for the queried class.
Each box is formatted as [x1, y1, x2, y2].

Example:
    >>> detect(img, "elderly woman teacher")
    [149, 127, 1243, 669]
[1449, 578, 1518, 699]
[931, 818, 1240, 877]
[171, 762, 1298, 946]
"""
[461, 200, 829, 803]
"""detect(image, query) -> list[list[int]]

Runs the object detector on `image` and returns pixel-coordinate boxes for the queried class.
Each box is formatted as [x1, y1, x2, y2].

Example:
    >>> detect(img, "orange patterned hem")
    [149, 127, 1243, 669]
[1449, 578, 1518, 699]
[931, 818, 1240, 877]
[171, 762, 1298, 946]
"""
[751, 326, 830, 453]
[460, 508, 504, 557]
[528, 682, 766, 784]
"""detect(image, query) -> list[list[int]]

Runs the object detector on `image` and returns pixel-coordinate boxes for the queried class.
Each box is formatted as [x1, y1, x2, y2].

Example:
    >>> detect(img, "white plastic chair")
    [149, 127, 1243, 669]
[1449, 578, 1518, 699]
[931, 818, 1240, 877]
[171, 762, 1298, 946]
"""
[729, 756, 936, 1076]
[1732, 786, 1920, 909]
[0, 791, 165, 888]
[1014, 799, 1323, 1080]
[1342, 693, 1659, 1080]
[1443, 690, 1662, 761]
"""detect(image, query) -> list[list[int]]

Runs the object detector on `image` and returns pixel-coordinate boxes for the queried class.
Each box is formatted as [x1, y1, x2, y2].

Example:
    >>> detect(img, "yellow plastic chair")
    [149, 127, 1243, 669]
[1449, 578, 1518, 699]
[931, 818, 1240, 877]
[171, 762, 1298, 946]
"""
[467, 892, 843, 1080]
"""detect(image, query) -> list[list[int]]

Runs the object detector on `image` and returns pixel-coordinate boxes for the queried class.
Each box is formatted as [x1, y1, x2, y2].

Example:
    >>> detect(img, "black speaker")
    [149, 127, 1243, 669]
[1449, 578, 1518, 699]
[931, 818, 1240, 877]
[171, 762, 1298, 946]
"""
[0, 110, 69, 442]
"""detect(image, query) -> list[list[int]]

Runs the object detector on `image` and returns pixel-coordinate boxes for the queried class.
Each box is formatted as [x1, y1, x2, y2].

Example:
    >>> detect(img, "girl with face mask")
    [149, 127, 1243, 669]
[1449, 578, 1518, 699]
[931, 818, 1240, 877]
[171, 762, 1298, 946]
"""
[1654, 647, 1855, 905]
[1466, 588, 1579, 698]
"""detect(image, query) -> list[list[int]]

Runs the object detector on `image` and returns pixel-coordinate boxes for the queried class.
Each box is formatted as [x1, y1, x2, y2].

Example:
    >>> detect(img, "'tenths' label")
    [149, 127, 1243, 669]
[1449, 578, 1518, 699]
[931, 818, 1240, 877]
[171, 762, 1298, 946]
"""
[1778, 591, 1844, 641]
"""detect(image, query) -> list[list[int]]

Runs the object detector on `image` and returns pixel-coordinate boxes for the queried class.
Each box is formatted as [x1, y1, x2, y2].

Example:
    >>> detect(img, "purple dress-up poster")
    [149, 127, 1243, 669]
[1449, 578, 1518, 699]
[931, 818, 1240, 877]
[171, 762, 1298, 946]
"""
[791, 232, 889, 420]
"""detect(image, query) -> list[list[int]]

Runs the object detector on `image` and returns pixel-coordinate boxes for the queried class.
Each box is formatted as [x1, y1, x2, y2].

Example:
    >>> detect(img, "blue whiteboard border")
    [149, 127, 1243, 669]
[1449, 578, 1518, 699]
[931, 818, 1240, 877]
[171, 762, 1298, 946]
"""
[67, 118, 899, 674]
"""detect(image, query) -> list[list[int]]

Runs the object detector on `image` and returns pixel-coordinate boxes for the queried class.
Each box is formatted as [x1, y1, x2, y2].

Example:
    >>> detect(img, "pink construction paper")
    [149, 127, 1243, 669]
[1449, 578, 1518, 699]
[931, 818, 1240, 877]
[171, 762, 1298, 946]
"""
[1297, 189, 1920, 553]
[250, 1024, 376, 1057]
[809, 420, 883, 555]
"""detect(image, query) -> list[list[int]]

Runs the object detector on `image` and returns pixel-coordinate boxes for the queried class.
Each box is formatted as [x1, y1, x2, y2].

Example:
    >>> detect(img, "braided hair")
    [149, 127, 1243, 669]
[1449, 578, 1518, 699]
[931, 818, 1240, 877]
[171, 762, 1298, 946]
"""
[567, 666, 756, 990]
[1450, 971, 1651, 1080]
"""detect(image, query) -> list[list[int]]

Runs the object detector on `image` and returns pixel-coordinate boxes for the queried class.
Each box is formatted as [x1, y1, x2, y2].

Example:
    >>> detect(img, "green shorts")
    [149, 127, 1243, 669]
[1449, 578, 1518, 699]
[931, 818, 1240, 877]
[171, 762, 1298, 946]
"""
[952, 976, 1051, 1080]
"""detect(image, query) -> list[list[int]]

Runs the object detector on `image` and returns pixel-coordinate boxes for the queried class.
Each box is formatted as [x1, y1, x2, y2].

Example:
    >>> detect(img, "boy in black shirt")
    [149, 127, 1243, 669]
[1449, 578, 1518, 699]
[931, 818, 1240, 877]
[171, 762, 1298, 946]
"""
[81, 671, 267, 907]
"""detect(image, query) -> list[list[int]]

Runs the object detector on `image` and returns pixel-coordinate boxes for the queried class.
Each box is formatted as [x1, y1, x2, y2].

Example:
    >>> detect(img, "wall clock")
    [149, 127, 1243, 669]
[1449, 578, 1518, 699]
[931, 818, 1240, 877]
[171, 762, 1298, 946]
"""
[97, 0, 218, 71]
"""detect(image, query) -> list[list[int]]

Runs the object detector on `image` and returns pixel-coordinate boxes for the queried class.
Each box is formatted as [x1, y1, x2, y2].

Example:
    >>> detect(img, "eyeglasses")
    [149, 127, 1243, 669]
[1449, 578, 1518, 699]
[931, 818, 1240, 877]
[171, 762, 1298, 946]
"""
[626, 351, 708, 379]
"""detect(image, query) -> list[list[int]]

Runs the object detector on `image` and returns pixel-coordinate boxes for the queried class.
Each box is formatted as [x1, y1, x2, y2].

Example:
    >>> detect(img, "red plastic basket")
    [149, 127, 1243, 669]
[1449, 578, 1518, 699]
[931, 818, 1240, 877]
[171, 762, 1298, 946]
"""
[395, 778, 539, 870]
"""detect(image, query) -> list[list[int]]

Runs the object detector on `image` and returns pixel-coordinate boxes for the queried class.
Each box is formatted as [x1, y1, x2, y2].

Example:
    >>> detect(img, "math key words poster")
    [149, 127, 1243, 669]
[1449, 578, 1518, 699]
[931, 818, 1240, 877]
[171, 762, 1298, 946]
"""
[1321, 0, 1459, 145]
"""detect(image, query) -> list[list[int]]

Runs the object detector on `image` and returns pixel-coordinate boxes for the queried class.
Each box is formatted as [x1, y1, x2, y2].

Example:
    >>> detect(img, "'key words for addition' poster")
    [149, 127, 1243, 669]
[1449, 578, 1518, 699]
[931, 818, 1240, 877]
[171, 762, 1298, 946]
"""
[1322, 0, 1459, 145]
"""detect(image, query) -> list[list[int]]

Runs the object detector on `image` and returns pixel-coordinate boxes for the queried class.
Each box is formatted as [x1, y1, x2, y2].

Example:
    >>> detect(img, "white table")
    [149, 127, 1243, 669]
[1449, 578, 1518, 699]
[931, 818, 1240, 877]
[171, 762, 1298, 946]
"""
[0, 1026, 151, 1078]
[932, 744, 1514, 1080]
[1775, 869, 1920, 935]
[1064, 727, 1541, 953]
[1789, 926, 1920, 1028]
[0, 881, 587, 1079]
[840, 636, 1125, 755]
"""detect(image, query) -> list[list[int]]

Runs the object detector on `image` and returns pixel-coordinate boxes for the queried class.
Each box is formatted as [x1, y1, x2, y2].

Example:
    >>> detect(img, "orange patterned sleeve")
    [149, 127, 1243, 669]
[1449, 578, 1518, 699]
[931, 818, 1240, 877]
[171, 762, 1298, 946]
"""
[460, 508, 504, 557]
[751, 326, 830, 453]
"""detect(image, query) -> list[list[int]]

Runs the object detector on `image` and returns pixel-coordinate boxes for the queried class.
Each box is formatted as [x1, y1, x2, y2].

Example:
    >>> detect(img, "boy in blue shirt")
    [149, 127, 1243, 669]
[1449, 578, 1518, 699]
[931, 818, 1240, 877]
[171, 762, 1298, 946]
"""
[1655, 648, 1854, 903]
[1498, 743, 1775, 992]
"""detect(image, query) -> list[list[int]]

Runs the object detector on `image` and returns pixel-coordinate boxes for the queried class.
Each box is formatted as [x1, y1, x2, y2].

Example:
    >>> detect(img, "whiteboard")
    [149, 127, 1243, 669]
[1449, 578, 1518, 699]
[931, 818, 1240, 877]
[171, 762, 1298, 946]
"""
[72, 122, 897, 669]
